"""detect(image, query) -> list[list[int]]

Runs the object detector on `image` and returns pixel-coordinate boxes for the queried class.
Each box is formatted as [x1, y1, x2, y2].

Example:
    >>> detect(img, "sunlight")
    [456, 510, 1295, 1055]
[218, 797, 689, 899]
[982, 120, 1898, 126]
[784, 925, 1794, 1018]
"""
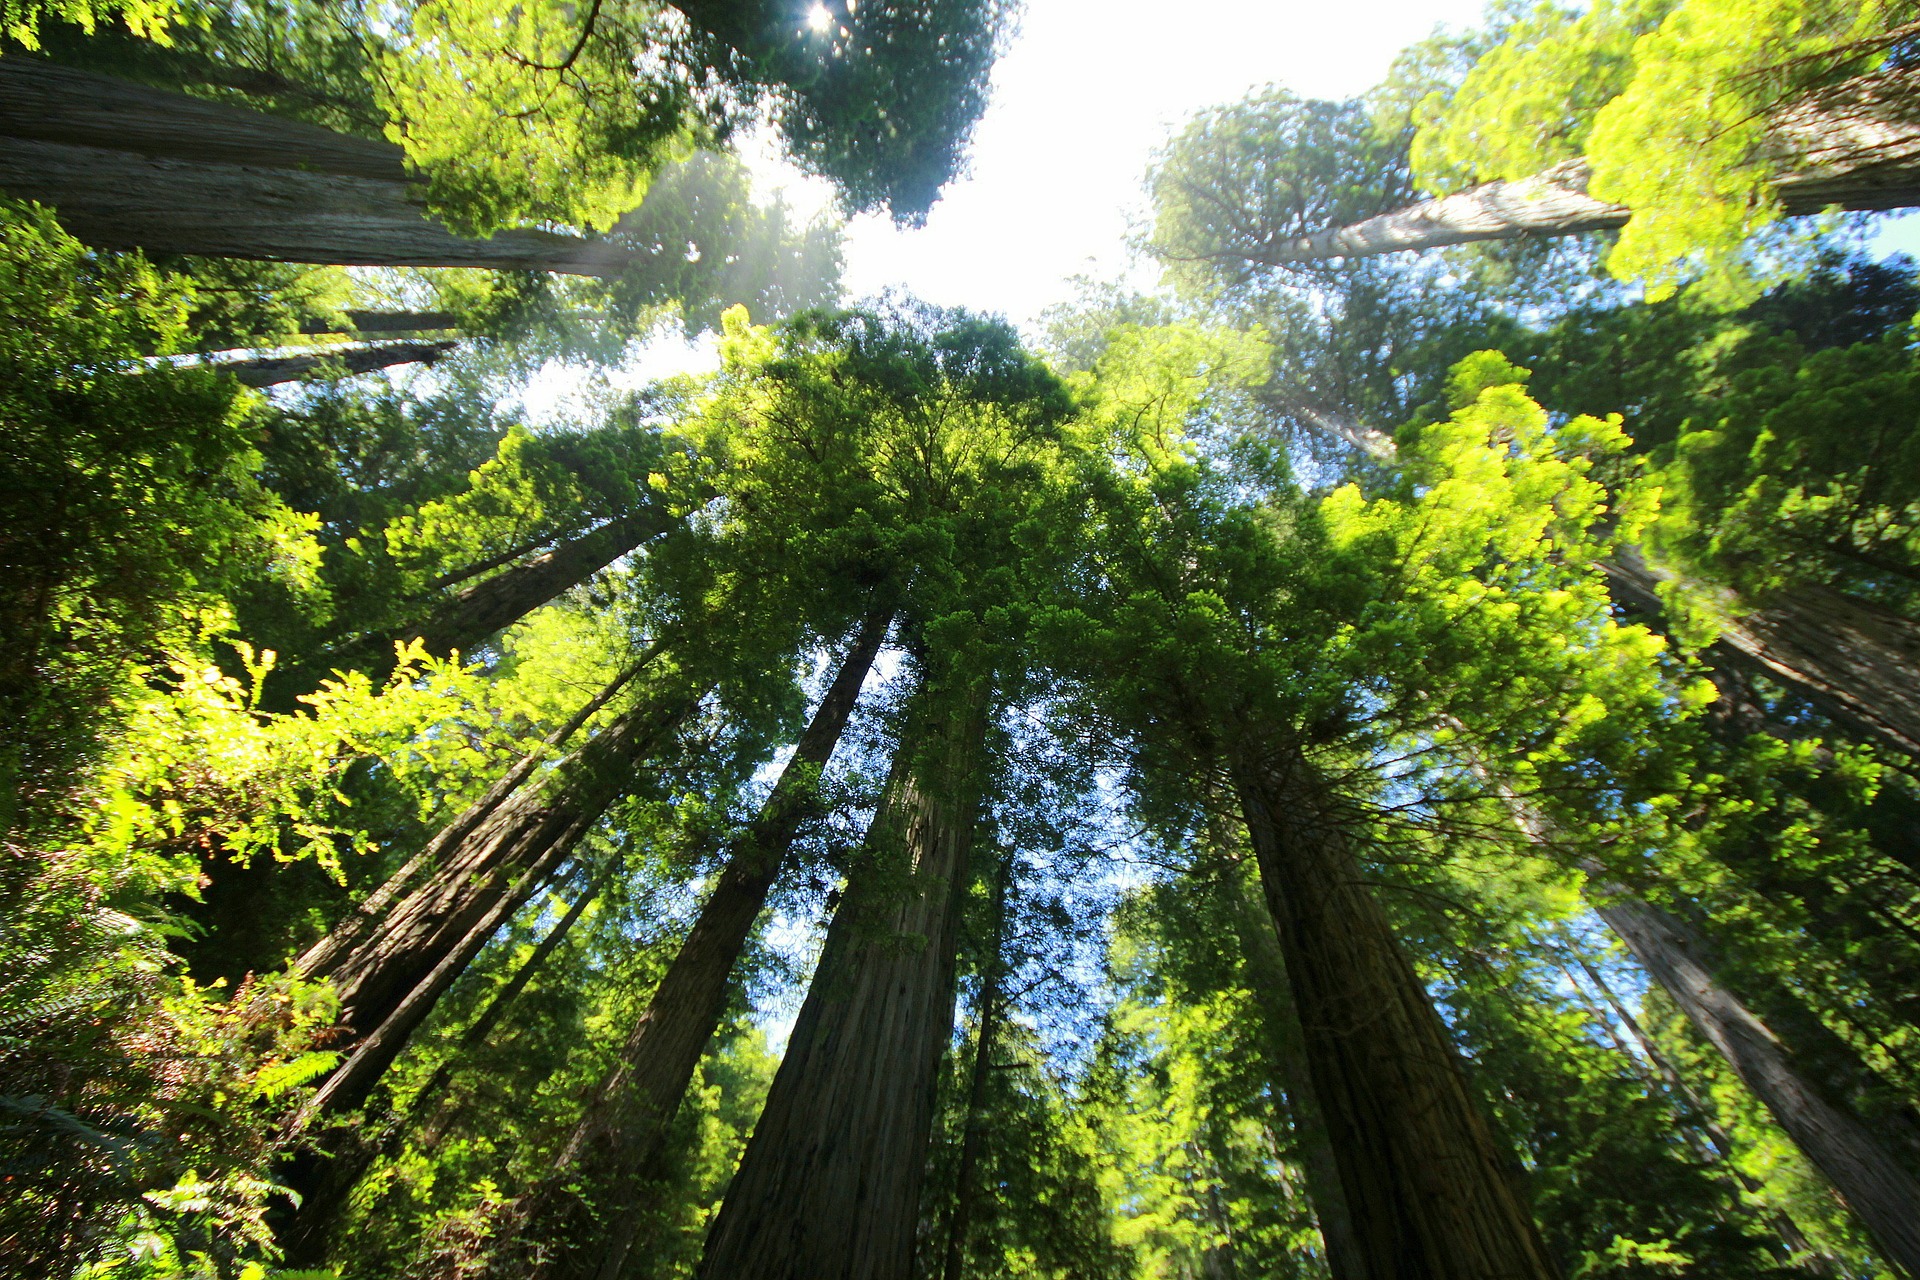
[806, 3, 833, 34]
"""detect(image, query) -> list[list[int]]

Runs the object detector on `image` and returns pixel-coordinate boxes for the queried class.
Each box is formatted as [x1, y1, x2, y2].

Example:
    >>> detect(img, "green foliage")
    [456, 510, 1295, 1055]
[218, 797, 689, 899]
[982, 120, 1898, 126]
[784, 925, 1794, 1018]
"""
[0, 0, 173, 49]
[1413, 0, 1909, 298]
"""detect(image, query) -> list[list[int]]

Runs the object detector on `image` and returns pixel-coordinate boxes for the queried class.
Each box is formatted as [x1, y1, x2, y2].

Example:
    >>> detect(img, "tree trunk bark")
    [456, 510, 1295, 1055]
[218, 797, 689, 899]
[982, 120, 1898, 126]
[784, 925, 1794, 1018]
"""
[694, 672, 993, 1280]
[938, 852, 1012, 1280]
[497, 605, 893, 1280]
[216, 340, 458, 386]
[303, 688, 694, 1063]
[278, 858, 613, 1265]
[1229, 732, 1561, 1280]
[1261, 65, 1920, 264]
[317, 506, 680, 681]
[1601, 549, 1920, 762]
[0, 58, 637, 274]
[1229, 872, 1371, 1280]
[1594, 892, 1920, 1278]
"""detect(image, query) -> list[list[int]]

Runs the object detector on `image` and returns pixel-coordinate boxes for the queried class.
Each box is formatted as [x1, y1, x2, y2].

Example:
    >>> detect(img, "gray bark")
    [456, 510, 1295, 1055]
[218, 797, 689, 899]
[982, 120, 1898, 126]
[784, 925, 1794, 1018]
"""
[301, 310, 461, 336]
[0, 58, 637, 274]
[217, 341, 458, 386]
[1595, 892, 1920, 1278]
[1261, 66, 1920, 264]
[695, 674, 993, 1280]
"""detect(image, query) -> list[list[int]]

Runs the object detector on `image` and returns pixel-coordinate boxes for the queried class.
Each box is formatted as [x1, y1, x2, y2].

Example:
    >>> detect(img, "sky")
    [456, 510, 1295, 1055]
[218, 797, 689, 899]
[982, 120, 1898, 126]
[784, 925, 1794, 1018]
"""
[573, 0, 1496, 402]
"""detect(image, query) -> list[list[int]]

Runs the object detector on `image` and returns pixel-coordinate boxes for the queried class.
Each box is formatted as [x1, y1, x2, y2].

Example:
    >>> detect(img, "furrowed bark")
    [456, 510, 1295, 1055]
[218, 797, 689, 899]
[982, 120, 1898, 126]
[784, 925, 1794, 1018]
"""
[695, 673, 993, 1280]
[279, 861, 614, 1266]
[307, 688, 695, 1060]
[1230, 733, 1560, 1280]
[1601, 550, 1920, 762]
[495, 605, 893, 1280]
[216, 340, 458, 386]
[0, 58, 636, 274]
[294, 649, 659, 996]
[1594, 892, 1920, 1278]
[1231, 872, 1370, 1280]
[1261, 65, 1920, 264]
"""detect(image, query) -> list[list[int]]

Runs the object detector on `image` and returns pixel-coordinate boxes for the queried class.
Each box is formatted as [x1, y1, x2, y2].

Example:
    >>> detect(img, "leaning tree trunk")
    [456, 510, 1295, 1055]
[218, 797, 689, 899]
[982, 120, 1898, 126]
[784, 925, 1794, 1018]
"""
[1594, 892, 1920, 1278]
[312, 505, 681, 686]
[0, 57, 638, 274]
[301, 310, 461, 337]
[302, 690, 694, 1066]
[1601, 549, 1920, 762]
[1260, 64, 1920, 264]
[1229, 730, 1560, 1280]
[695, 672, 994, 1280]
[214, 340, 458, 386]
[1229, 871, 1371, 1280]
[495, 605, 893, 1280]
[278, 858, 614, 1266]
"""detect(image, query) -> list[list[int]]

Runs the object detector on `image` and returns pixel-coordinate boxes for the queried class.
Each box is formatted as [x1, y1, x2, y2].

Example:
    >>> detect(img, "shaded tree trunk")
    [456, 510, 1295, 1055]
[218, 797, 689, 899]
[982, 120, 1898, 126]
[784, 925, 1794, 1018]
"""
[1230, 872, 1370, 1280]
[279, 858, 614, 1265]
[939, 851, 1012, 1280]
[1594, 892, 1920, 1278]
[1601, 549, 1920, 762]
[496, 605, 893, 1280]
[1229, 730, 1560, 1280]
[695, 672, 993, 1280]
[0, 57, 637, 274]
[1261, 65, 1920, 264]
[216, 340, 458, 386]
[315, 506, 680, 682]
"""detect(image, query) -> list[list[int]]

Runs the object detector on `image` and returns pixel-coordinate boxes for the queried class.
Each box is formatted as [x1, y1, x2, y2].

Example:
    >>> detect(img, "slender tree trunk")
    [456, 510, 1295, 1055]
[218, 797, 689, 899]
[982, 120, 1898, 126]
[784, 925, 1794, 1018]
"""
[0, 57, 637, 274]
[316, 507, 680, 682]
[939, 852, 1012, 1280]
[214, 340, 458, 386]
[1229, 872, 1370, 1280]
[495, 605, 893, 1280]
[279, 859, 614, 1265]
[695, 672, 994, 1280]
[1260, 65, 1920, 264]
[1594, 892, 1920, 1277]
[1229, 730, 1561, 1280]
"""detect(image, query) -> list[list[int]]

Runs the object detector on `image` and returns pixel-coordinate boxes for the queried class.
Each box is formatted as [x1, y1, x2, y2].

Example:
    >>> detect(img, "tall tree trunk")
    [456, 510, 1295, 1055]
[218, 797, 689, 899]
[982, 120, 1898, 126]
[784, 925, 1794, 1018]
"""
[1594, 892, 1920, 1278]
[1259, 65, 1920, 264]
[214, 340, 458, 386]
[305, 690, 693, 1061]
[1229, 871, 1370, 1280]
[1229, 731, 1561, 1280]
[695, 672, 994, 1280]
[939, 851, 1012, 1280]
[0, 57, 637, 274]
[278, 858, 614, 1265]
[1601, 550, 1920, 762]
[495, 605, 893, 1280]
[315, 506, 680, 682]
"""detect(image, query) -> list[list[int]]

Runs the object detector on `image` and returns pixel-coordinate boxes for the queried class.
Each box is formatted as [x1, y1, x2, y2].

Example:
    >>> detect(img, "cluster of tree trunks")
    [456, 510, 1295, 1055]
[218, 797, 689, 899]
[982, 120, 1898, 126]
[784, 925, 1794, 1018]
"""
[0, 57, 640, 273]
[489, 605, 894, 1280]
[695, 670, 994, 1280]
[1256, 64, 1920, 264]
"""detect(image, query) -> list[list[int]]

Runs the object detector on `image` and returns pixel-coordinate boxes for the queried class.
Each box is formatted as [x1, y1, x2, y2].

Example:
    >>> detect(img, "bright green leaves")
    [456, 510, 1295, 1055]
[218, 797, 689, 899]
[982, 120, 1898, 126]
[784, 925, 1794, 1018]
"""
[0, 0, 174, 49]
[374, 0, 694, 235]
[1413, 0, 1906, 299]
